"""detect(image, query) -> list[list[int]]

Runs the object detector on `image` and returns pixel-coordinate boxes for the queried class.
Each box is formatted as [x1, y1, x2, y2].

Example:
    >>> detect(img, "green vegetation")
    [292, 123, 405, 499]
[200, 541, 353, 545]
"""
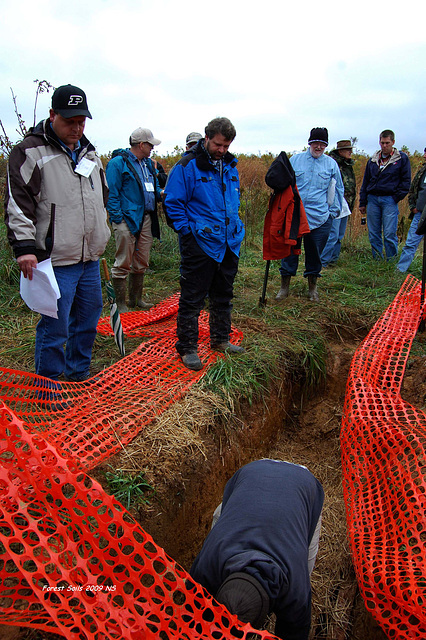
[104, 467, 155, 510]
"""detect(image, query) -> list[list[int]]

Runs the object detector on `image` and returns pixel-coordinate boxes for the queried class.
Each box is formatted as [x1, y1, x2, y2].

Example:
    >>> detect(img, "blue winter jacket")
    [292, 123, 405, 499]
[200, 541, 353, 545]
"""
[190, 459, 324, 640]
[359, 148, 411, 207]
[163, 141, 244, 262]
[106, 149, 162, 237]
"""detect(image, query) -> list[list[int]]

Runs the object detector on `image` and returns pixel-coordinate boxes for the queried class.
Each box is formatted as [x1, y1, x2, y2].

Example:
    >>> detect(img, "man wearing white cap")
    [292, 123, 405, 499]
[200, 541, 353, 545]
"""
[106, 128, 162, 311]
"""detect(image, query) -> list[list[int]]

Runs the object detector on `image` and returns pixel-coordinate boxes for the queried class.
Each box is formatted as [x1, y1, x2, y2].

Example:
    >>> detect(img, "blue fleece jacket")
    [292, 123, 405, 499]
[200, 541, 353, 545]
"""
[163, 140, 244, 262]
[190, 459, 324, 640]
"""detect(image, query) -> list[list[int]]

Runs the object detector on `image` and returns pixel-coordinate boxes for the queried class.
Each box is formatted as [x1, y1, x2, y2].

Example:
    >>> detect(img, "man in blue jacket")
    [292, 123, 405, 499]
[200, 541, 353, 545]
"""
[106, 128, 162, 312]
[164, 117, 245, 371]
[359, 129, 411, 260]
[190, 459, 324, 640]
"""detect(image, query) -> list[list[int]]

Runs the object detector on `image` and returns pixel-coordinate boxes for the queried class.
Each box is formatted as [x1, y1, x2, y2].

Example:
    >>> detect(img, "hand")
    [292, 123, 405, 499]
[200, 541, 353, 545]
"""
[412, 208, 419, 214]
[17, 254, 38, 280]
[359, 206, 366, 215]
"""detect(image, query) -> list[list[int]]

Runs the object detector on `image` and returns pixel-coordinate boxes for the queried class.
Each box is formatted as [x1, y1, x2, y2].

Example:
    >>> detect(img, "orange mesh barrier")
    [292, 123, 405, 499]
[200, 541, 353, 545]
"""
[0, 295, 242, 470]
[96, 293, 181, 337]
[0, 403, 277, 639]
[0, 296, 275, 639]
[341, 275, 426, 638]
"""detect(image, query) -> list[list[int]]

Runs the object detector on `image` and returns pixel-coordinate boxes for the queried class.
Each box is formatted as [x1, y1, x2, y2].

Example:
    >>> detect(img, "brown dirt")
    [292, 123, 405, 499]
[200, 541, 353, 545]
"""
[16, 331, 426, 640]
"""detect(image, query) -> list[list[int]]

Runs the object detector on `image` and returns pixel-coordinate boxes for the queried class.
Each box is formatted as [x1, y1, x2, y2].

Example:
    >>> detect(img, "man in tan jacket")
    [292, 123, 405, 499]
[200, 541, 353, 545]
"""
[5, 84, 110, 382]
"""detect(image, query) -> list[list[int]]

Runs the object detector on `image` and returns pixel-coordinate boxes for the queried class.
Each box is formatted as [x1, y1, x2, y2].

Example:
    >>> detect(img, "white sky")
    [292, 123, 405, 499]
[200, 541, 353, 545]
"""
[1, 0, 425, 157]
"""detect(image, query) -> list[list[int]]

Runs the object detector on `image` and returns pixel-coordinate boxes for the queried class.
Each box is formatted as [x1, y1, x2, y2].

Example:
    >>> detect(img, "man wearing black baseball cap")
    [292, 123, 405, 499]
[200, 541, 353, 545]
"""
[5, 84, 110, 382]
[51, 84, 92, 118]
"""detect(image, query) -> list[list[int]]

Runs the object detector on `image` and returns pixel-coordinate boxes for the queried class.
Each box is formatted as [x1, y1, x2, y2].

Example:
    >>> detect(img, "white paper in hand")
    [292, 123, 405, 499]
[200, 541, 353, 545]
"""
[20, 258, 61, 318]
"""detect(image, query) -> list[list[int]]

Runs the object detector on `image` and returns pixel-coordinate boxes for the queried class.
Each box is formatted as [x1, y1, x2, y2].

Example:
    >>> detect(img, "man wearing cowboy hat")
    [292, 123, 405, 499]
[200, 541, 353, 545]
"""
[321, 140, 356, 268]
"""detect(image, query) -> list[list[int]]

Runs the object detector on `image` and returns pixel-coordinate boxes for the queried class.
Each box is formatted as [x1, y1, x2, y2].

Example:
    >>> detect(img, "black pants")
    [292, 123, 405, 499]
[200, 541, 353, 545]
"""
[176, 233, 239, 355]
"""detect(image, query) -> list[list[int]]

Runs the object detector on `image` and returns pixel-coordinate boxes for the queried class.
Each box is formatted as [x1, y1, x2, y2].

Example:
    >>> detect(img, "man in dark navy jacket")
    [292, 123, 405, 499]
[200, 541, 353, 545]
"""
[190, 459, 324, 640]
[359, 129, 411, 260]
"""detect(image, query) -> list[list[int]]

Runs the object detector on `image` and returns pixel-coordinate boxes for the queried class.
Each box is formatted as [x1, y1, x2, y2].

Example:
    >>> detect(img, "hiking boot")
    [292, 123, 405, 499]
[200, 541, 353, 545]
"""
[128, 273, 153, 310]
[181, 352, 203, 371]
[275, 275, 291, 300]
[112, 277, 129, 313]
[212, 342, 245, 354]
[307, 275, 319, 302]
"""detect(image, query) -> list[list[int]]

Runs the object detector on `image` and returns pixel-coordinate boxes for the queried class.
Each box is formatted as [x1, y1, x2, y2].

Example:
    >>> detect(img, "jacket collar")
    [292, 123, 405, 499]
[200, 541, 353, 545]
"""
[193, 138, 237, 172]
[371, 147, 401, 166]
[27, 118, 94, 155]
[330, 149, 354, 166]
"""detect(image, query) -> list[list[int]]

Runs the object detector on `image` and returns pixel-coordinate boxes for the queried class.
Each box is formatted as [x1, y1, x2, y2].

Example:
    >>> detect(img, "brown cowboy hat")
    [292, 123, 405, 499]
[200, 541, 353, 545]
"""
[335, 140, 353, 150]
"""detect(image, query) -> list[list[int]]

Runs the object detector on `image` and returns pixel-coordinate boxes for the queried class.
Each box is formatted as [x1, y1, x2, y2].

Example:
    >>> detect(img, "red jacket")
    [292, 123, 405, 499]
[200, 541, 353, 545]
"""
[263, 185, 310, 260]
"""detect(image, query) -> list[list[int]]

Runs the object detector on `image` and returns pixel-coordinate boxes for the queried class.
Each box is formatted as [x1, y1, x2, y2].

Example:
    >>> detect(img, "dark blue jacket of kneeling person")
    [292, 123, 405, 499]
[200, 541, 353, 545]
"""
[190, 459, 324, 640]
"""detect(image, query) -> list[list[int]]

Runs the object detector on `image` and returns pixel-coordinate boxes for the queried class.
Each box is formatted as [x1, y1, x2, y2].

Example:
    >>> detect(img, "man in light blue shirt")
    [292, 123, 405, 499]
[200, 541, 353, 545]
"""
[276, 127, 344, 301]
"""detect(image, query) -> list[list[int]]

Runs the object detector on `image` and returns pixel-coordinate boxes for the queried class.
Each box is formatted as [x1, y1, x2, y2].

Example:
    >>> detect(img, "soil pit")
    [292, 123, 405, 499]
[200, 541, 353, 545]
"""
[13, 331, 426, 640]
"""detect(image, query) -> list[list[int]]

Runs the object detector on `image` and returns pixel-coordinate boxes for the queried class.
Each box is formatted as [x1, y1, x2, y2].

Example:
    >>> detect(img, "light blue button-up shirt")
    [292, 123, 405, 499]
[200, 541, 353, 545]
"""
[290, 150, 344, 229]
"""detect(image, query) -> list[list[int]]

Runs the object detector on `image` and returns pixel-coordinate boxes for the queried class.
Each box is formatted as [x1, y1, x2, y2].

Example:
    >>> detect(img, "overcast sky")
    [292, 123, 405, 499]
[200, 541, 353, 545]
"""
[1, 0, 425, 158]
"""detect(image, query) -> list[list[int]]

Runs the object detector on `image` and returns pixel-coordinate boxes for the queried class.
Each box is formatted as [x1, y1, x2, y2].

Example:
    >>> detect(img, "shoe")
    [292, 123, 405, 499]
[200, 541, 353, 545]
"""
[181, 353, 203, 371]
[212, 342, 245, 354]
[275, 275, 291, 300]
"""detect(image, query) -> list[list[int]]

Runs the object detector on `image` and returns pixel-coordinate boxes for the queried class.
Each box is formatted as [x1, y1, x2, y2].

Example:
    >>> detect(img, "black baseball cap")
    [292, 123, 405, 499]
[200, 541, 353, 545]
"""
[51, 84, 92, 119]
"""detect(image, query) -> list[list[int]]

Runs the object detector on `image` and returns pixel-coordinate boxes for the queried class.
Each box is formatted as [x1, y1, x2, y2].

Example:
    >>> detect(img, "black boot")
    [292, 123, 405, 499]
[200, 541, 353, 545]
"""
[276, 275, 291, 300]
[111, 278, 128, 313]
[128, 273, 153, 309]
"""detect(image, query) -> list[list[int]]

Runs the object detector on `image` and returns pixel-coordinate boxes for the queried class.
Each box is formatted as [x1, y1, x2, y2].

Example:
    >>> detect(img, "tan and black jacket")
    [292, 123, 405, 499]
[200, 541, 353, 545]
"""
[5, 119, 110, 266]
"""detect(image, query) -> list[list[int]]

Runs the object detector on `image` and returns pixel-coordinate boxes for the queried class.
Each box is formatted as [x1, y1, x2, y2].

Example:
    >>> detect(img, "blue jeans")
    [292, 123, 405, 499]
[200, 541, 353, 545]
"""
[397, 211, 423, 272]
[280, 215, 333, 277]
[321, 216, 349, 267]
[366, 194, 399, 259]
[35, 260, 103, 381]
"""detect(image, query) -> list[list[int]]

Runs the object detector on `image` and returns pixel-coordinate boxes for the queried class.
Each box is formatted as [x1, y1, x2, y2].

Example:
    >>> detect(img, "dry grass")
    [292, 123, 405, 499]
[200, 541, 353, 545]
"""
[107, 387, 233, 485]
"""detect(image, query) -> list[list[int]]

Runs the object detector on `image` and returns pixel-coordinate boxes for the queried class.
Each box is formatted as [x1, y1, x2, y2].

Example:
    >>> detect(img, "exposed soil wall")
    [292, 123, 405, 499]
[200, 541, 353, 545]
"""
[18, 330, 426, 640]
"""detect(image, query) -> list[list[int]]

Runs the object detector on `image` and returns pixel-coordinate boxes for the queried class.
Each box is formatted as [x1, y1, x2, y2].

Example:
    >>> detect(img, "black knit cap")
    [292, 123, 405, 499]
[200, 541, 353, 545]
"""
[215, 572, 270, 629]
[308, 127, 328, 146]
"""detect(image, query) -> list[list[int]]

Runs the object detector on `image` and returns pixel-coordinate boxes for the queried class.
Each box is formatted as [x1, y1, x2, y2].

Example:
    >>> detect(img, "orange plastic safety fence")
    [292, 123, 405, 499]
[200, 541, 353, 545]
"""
[0, 295, 242, 471]
[341, 275, 426, 639]
[0, 403, 278, 640]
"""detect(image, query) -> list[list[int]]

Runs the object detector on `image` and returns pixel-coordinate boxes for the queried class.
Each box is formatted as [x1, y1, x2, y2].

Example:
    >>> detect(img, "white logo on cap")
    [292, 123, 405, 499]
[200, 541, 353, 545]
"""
[68, 95, 83, 106]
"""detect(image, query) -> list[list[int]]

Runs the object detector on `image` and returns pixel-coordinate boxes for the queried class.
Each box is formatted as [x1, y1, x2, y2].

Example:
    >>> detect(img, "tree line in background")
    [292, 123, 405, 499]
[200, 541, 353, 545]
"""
[1, 80, 424, 244]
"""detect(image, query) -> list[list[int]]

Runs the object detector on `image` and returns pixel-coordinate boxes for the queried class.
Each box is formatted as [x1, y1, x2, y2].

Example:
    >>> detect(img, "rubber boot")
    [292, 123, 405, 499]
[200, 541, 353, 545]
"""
[128, 273, 153, 310]
[307, 275, 319, 302]
[111, 278, 128, 313]
[275, 275, 291, 300]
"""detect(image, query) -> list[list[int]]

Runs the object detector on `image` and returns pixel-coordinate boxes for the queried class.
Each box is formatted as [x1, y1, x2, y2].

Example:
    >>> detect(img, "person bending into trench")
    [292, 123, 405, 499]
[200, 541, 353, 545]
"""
[190, 458, 324, 640]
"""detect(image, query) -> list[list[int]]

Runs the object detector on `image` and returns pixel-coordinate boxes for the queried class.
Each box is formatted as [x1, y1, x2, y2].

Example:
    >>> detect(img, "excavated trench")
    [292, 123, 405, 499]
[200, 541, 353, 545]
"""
[124, 332, 390, 640]
[11, 328, 425, 640]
